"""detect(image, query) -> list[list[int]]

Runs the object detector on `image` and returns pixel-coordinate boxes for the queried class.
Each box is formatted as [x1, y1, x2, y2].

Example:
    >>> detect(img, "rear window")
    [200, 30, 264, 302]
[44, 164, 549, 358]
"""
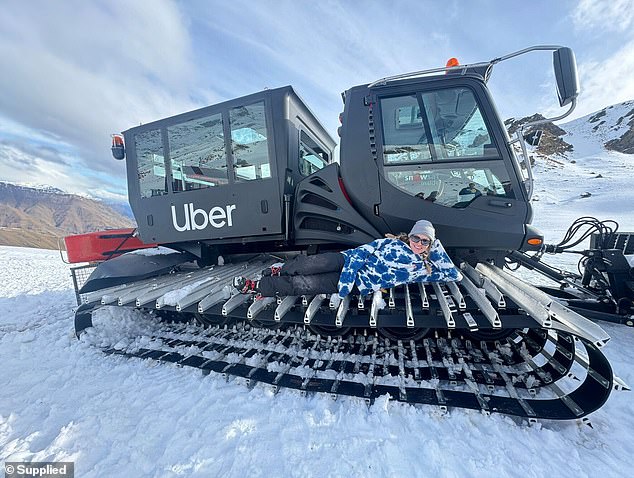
[230, 102, 272, 181]
[135, 129, 167, 198]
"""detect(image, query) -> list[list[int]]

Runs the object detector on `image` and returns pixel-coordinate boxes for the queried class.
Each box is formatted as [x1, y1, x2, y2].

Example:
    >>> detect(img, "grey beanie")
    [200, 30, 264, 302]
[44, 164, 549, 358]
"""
[409, 219, 435, 241]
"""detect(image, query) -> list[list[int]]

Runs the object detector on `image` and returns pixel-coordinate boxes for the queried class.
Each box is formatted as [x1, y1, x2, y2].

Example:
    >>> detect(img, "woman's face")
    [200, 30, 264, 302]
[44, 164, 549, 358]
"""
[409, 234, 432, 255]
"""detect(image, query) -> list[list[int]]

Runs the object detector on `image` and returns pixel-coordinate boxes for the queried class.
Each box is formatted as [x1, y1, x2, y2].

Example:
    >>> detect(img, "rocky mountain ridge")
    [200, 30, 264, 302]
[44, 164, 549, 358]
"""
[504, 113, 573, 156]
[0, 182, 135, 250]
[505, 99, 634, 157]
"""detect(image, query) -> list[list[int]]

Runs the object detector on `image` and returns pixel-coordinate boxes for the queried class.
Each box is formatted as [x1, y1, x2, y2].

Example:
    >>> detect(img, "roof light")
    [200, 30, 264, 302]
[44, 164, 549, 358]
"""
[446, 57, 460, 68]
[111, 134, 125, 160]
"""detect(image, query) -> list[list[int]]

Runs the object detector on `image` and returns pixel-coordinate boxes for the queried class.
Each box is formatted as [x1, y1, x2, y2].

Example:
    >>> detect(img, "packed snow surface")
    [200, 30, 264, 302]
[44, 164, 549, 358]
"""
[2, 143, 634, 476]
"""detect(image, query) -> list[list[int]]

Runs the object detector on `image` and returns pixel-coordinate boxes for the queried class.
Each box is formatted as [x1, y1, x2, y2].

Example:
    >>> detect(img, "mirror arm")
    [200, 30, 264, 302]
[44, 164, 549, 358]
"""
[489, 45, 565, 65]
[519, 98, 576, 134]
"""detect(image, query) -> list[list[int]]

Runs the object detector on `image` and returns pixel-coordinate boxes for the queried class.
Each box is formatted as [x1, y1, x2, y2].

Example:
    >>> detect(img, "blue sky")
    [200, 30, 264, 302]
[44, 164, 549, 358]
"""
[1, 0, 633, 202]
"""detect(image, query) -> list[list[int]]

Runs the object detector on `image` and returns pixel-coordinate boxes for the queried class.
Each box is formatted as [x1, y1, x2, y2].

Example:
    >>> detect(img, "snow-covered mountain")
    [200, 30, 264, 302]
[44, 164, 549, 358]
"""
[505, 99, 634, 158]
[500, 100, 634, 248]
[526, 101, 634, 246]
[565, 100, 634, 155]
[505, 113, 573, 156]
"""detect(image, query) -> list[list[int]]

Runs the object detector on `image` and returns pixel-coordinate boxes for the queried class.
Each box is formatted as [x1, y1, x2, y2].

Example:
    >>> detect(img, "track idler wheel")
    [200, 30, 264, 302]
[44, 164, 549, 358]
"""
[308, 324, 352, 337]
[378, 327, 430, 342]
[462, 328, 517, 341]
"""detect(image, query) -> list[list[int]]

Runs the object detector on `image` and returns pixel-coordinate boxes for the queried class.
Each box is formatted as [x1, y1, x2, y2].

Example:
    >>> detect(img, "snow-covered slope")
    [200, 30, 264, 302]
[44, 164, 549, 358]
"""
[0, 245, 633, 477]
[1, 185, 634, 476]
[561, 100, 634, 155]
[530, 101, 634, 243]
[531, 153, 634, 236]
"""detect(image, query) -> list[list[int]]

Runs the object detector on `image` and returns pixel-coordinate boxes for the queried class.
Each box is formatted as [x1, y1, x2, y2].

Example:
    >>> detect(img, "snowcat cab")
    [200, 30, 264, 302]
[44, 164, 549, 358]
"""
[295, 47, 579, 263]
[118, 87, 337, 260]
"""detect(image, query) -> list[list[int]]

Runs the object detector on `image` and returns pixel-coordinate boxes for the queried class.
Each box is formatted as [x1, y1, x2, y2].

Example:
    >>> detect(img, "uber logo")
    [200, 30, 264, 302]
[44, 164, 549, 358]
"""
[171, 203, 237, 232]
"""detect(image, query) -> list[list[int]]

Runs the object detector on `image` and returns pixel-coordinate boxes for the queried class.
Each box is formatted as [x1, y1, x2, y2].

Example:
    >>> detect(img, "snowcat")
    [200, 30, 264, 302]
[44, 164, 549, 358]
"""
[65, 46, 632, 422]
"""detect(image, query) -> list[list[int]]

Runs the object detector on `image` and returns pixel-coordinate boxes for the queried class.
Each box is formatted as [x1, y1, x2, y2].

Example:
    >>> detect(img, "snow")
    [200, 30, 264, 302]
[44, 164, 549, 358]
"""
[2, 251, 634, 475]
[130, 246, 180, 257]
[160, 277, 216, 306]
[2, 119, 634, 476]
[560, 101, 634, 155]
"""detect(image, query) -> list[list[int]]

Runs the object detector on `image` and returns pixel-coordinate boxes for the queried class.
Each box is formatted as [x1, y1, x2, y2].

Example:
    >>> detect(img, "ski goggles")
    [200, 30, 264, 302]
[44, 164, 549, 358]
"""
[409, 235, 431, 246]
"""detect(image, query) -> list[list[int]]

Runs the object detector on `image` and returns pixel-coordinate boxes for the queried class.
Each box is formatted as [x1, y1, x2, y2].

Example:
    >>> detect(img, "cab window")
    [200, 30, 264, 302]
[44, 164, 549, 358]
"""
[381, 87, 498, 163]
[135, 129, 168, 198]
[167, 113, 227, 192]
[299, 131, 329, 176]
[230, 101, 272, 181]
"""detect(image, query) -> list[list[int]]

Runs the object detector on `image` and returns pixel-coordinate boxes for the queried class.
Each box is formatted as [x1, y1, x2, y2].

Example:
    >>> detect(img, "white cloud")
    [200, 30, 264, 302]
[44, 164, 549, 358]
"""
[574, 39, 634, 117]
[0, 0, 213, 182]
[572, 0, 634, 33]
[559, 0, 634, 119]
[0, 141, 127, 201]
[194, 1, 452, 134]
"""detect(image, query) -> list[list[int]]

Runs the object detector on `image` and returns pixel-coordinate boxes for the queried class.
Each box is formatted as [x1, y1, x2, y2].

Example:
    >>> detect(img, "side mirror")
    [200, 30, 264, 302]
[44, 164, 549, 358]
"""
[553, 47, 580, 107]
[111, 134, 125, 160]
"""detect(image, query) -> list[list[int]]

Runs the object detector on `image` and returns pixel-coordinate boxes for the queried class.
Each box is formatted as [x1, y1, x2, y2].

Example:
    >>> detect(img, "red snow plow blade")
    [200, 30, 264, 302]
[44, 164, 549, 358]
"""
[64, 228, 156, 263]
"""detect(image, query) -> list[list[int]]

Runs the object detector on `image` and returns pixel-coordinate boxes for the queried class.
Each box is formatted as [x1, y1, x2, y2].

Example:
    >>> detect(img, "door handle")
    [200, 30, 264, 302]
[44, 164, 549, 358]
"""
[488, 199, 512, 208]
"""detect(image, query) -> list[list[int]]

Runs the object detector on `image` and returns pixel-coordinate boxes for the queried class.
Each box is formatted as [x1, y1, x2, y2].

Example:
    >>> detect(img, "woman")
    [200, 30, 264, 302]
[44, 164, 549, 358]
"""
[232, 219, 461, 298]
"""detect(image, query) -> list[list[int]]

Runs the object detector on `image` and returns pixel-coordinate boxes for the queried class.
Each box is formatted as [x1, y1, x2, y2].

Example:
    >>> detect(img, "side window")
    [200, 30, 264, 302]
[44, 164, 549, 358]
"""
[299, 131, 329, 176]
[380, 88, 498, 163]
[135, 129, 167, 198]
[230, 102, 271, 181]
[384, 161, 514, 208]
[381, 87, 512, 208]
[381, 95, 433, 164]
[167, 113, 227, 192]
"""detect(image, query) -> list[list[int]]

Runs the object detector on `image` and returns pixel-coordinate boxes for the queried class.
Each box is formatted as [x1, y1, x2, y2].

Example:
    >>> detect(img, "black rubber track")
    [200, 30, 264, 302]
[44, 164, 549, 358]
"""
[75, 304, 614, 421]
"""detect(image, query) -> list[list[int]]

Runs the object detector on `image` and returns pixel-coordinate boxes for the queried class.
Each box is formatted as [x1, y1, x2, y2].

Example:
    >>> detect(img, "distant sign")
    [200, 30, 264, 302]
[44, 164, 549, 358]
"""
[524, 130, 543, 146]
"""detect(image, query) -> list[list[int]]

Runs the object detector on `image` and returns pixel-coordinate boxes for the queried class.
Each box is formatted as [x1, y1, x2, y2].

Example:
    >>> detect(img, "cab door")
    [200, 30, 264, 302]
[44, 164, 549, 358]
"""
[373, 80, 530, 251]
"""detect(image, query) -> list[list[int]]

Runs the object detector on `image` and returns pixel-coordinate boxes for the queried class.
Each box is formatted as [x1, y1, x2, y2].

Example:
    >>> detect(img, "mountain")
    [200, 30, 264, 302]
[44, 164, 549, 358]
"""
[524, 101, 634, 241]
[0, 182, 135, 250]
[561, 100, 634, 155]
[505, 113, 573, 156]
[102, 199, 135, 220]
[505, 99, 634, 158]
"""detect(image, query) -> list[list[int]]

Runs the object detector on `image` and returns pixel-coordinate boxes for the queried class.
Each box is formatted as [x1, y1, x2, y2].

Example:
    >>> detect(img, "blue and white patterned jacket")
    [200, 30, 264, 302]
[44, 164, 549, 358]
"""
[337, 238, 462, 298]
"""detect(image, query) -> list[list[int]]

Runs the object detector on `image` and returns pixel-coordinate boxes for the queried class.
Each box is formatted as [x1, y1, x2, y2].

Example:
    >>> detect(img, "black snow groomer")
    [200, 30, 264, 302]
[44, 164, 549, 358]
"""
[66, 46, 630, 423]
